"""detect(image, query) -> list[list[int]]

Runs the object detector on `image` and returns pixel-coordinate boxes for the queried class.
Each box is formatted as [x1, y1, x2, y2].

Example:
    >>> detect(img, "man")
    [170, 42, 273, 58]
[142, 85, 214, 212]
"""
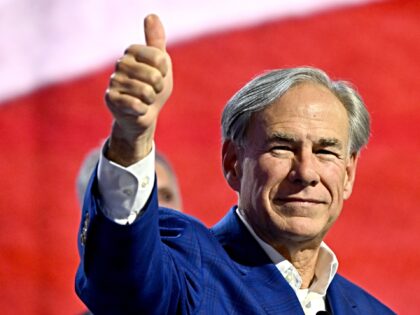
[75, 14, 395, 314]
[154, 152, 182, 210]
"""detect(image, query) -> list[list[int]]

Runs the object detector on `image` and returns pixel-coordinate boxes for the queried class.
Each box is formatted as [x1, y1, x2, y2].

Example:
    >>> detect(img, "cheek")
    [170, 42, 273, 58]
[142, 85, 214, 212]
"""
[239, 159, 268, 203]
[264, 162, 291, 194]
[259, 155, 290, 180]
[322, 163, 348, 195]
[257, 162, 292, 209]
[240, 156, 290, 205]
[320, 168, 346, 215]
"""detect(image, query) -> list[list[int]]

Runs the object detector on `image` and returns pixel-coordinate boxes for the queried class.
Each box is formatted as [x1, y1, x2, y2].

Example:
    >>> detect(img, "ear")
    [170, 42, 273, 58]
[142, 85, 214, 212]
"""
[222, 140, 242, 192]
[343, 153, 359, 200]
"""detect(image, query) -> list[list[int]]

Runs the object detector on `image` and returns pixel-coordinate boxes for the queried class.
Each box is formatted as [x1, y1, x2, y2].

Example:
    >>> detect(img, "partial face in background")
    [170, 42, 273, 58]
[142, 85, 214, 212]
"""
[156, 160, 182, 210]
[224, 83, 358, 247]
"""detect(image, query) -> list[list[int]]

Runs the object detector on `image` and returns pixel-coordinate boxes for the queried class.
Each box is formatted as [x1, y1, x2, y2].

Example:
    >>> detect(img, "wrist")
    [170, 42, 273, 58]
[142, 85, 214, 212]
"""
[106, 122, 155, 166]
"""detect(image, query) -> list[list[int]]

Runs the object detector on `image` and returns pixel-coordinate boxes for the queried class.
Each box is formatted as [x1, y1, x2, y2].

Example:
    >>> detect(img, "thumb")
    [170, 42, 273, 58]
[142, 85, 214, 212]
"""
[144, 14, 166, 51]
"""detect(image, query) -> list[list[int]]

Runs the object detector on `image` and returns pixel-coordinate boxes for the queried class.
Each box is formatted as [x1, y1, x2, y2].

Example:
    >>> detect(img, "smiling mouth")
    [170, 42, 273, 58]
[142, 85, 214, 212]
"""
[275, 197, 325, 205]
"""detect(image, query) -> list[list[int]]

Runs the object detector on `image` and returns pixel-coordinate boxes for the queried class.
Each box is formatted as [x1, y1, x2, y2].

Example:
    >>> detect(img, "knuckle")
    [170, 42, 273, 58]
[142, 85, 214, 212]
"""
[105, 89, 119, 106]
[125, 98, 141, 111]
[105, 87, 116, 98]
[152, 53, 165, 68]
[124, 44, 139, 55]
[115, 55, 130, 72]
[139, 84, 156, 104]
[149, 72, 163, 88]
[109, 73, 120, 87]
[140, 84, 153, 96]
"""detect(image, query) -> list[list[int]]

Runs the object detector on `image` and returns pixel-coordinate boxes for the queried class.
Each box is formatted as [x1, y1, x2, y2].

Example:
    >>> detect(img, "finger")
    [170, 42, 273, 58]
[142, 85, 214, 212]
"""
[127, 46, 169, 77]
[116, 54, 165, 91]
[105, 89, 148, 116]
[144, 14, 166, 51]
[110, 74, 157, 105]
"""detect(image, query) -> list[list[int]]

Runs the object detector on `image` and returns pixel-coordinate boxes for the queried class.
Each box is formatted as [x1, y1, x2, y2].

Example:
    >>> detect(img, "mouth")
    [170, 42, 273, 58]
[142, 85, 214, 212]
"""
[274, 197, 325, 205]
[272, 197, 326, 217]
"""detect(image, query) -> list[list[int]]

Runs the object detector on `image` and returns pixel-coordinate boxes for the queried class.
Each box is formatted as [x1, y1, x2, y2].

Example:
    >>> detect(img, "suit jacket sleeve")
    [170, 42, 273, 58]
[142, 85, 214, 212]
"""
[75, 171, 202, 315]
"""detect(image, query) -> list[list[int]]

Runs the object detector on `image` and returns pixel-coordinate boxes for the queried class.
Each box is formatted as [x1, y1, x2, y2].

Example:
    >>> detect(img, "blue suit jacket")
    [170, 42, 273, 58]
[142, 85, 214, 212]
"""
[76, 176, 395, 315]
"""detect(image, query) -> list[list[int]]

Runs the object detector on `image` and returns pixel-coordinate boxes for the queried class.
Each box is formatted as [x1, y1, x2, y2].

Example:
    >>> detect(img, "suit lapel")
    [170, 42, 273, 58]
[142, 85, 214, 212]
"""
[327, 275, 358, 315]
[211, 207, 304, 315]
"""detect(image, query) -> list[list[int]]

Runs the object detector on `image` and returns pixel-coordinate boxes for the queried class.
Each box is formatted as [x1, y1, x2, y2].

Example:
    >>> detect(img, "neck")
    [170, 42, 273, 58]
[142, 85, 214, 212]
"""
[250, 222, 324, 288]
[237, 207, 324, 289]
[274, 243, 321, 288]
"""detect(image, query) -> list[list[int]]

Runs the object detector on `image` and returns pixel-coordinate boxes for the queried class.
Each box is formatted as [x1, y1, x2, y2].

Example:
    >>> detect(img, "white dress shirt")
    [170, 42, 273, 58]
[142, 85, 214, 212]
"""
[96, 143, 338, 314]
[236, 208, 338, 315]
[97, 143, 155, 225]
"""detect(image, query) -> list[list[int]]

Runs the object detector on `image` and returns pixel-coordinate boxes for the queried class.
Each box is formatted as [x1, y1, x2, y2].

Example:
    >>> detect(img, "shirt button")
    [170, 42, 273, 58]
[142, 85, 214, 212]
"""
[141, 176, 150, 188]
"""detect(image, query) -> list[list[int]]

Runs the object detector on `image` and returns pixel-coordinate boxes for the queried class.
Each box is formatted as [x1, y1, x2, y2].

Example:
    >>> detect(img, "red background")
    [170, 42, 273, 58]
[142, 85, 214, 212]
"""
[0, 0, 419, 313]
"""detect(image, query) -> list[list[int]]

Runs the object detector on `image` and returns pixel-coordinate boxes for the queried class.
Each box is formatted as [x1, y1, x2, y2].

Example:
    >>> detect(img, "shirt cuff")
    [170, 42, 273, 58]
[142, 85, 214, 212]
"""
[97, 141, 156, 225]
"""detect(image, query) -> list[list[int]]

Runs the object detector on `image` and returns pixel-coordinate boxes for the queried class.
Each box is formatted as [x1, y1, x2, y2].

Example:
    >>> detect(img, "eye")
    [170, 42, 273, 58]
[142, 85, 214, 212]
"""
[271, 145, 292, 152]
[269, 145, 294, 157]
[316, 149, 339, 157]
[158, 189, 174, 202]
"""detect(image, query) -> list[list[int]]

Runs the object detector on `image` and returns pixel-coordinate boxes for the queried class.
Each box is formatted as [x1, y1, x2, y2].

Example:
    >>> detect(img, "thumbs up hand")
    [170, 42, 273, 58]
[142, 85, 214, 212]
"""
[105, 14, 173, 165]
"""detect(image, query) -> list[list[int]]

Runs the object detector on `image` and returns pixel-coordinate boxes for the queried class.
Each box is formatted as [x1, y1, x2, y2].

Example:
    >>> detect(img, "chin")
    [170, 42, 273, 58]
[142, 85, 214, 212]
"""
[279, 219, 327, 242]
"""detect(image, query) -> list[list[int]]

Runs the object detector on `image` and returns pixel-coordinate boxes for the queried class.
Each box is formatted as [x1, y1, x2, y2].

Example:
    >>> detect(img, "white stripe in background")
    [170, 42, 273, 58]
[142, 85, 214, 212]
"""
[0, 0, 380, 102]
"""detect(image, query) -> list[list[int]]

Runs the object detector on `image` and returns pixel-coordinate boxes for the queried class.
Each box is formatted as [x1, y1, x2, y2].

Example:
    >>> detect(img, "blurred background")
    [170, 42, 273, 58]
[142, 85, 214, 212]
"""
[0, 0, 419, 313]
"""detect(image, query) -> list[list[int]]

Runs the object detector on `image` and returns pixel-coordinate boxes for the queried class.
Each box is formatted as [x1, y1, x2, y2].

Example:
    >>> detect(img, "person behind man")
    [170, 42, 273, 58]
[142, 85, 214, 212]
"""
[75, 14, 395, 314]
[76, 147, 182, 210]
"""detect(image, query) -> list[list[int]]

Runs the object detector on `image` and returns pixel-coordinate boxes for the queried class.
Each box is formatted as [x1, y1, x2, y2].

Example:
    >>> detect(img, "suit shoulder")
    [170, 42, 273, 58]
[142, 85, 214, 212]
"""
[332, 273, 396, 314]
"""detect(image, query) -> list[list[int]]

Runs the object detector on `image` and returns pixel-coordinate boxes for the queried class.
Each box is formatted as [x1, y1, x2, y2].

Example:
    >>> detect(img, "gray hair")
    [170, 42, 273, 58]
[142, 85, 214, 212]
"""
[221, 67, 370, 154]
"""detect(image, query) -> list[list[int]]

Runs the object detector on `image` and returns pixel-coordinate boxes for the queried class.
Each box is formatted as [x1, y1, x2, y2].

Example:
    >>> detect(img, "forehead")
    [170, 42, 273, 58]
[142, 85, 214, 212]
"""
[247, 83, 350, 144]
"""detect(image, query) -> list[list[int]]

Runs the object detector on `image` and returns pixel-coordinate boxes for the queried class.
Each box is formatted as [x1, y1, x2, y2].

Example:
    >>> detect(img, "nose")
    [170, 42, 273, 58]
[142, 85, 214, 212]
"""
[287, 151, 320, 187]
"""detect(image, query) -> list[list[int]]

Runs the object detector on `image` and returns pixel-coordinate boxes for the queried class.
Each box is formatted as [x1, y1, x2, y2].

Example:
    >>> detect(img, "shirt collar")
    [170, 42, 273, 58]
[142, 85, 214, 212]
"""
[236, 208, 338, 296]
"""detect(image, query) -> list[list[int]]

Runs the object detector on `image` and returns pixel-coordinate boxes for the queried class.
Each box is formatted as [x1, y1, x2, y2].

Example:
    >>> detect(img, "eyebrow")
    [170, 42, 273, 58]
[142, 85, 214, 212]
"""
[267, 132, 344, 150]
[266, 132, 298, 144]
[318, 138, 343, 150]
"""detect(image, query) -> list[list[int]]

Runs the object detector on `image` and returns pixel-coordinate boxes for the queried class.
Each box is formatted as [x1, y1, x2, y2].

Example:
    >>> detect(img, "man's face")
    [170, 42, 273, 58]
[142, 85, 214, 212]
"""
[225, 82, 358, 247]
[156, 161, 182, 210]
